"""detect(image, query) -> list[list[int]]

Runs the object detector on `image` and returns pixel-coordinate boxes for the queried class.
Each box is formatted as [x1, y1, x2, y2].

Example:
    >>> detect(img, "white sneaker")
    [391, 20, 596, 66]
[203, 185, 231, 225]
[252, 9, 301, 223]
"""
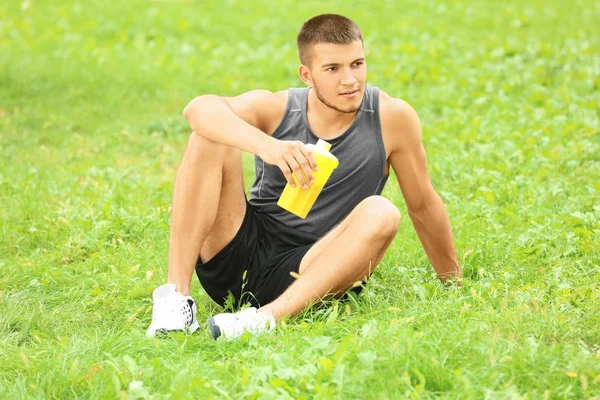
[146, 283, 199, 336]
[207, 307, 275, 340]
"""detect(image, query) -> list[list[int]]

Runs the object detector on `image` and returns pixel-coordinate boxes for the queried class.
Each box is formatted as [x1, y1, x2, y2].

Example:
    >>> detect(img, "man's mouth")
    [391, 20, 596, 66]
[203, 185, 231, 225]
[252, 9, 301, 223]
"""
[340, 89, 359, 97]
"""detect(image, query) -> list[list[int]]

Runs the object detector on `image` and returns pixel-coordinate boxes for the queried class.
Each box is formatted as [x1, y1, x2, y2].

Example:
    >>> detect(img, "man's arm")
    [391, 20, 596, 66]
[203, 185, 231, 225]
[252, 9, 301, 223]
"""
[183, 90, 317, 188]
[384, 97, 463, 283]
[182, 90, 278, 156]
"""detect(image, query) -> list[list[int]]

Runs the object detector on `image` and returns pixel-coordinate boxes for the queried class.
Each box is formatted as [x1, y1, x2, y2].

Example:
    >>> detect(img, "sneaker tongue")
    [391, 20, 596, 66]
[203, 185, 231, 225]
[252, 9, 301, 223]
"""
[239, 307, 257, 316]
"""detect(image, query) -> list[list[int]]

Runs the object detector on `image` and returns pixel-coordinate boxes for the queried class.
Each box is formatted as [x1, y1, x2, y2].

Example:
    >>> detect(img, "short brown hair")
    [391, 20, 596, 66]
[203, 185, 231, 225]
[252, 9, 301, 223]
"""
[297, 14, 363, 67]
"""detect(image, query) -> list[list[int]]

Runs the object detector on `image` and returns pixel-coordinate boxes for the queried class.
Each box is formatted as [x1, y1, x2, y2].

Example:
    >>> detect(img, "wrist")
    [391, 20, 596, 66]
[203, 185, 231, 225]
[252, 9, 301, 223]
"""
[253, 134, 276, 158]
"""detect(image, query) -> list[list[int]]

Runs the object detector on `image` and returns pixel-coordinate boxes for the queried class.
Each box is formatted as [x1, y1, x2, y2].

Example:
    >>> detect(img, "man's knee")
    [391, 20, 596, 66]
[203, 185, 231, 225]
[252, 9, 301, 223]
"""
[186, 132, 236, 162]
[356, 196, 401, 240]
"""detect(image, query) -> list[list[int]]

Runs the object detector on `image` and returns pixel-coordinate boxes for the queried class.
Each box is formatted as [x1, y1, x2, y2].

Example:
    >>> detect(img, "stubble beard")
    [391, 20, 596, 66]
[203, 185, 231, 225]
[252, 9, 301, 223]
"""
[313, 82, 361, 114]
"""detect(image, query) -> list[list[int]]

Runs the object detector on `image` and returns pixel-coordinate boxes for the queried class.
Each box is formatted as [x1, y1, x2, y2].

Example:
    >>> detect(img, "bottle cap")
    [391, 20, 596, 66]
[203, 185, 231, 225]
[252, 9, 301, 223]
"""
[316, 139, 332, 151]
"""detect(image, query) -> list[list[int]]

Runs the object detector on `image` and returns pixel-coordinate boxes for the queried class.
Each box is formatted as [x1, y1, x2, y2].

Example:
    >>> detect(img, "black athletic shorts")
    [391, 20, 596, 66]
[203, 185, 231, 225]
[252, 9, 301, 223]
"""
[195, 201, 319, 308]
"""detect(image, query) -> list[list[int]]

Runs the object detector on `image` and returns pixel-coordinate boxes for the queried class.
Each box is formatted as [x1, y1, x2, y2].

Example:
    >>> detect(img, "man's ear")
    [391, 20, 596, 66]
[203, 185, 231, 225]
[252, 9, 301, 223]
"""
[298, 64, 313, 87]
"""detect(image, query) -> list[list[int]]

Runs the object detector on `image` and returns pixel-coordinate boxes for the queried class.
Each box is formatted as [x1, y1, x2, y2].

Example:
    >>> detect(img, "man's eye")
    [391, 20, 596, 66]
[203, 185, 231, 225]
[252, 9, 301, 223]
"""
[327, 67, 337, 72]
[354, 62, 363, 67]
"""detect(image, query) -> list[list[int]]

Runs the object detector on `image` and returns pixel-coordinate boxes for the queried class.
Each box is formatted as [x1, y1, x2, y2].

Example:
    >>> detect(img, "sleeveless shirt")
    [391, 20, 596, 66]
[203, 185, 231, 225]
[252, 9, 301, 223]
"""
[248, 85, 388, 237]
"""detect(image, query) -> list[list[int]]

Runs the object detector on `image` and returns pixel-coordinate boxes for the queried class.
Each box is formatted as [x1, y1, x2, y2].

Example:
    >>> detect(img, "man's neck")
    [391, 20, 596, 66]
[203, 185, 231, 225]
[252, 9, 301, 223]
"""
[306, 89, 358, 140]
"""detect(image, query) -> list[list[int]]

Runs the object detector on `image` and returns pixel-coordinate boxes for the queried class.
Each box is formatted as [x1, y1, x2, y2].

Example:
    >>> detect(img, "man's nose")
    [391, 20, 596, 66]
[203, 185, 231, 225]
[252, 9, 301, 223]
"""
[341, 67, 357, 86]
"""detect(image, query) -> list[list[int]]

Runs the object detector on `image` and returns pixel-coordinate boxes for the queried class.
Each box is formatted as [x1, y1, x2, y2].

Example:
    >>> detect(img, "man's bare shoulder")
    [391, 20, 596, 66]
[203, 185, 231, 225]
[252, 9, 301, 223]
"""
[378, 89, 422, 152]
[378, 89, 419, 130]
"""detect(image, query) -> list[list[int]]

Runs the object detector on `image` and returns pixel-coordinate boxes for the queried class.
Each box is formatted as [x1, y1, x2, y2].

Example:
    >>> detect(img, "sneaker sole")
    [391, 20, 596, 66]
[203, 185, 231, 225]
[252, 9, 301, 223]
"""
[189, 320, 200, 333]
[206, 317, 221, 340]
[149, 320, 200, 337]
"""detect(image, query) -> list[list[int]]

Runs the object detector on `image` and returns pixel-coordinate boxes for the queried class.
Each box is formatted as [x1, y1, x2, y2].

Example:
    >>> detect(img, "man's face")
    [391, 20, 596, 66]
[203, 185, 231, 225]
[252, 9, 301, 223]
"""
[304, 40, 367, 114]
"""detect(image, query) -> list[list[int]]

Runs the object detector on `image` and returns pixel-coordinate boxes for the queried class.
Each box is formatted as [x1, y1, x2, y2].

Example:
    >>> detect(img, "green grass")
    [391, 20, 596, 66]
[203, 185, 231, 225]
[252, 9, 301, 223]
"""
[1, 0, 599, 398]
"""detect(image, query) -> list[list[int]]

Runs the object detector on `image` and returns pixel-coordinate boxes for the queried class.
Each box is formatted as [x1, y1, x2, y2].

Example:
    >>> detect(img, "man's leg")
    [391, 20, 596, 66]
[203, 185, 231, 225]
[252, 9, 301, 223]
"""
[166, 132, 246, 296]
[259, 196, 401, 321]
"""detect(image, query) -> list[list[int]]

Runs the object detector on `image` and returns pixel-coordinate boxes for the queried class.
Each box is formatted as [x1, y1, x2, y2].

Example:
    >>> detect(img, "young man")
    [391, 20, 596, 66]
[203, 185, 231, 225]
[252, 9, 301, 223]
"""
[146, 14, 462, 340]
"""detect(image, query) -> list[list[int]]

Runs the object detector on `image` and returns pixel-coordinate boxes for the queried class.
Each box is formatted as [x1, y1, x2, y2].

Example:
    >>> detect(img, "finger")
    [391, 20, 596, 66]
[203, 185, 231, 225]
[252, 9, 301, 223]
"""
[278, 161, 296, 188]
[285, 154, 309, 189]
[293, 148, 314, 185]
[300, 145, 319, 172]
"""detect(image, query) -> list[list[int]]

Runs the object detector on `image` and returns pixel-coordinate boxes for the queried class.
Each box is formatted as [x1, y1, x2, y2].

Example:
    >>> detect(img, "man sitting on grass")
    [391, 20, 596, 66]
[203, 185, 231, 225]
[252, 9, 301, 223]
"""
[146, 13, 462, 340]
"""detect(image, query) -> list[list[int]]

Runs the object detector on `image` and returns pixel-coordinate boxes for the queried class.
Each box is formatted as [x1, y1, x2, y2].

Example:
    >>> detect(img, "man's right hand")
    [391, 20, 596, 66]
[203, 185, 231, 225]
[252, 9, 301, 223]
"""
[258, 139, 319, 190]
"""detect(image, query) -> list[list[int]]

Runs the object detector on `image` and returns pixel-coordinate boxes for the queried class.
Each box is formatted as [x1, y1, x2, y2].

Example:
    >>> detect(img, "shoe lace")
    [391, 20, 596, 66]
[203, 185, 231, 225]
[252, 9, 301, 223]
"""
[154, 294, 194, 326]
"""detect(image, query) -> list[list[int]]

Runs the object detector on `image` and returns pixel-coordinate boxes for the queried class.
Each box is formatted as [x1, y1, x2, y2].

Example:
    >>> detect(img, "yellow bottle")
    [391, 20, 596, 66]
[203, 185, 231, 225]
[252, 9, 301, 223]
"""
[277, 139, 339, 219]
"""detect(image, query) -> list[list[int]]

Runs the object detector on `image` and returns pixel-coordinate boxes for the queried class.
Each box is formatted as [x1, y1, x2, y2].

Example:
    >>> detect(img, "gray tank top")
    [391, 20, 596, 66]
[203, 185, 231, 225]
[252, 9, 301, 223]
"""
[248, 85, 388, 237]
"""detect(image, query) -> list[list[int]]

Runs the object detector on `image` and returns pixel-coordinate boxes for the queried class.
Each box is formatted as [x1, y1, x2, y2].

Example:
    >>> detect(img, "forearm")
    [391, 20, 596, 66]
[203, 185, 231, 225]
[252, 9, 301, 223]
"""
[182, 95, 272, 155]
[408, 193, 462, 283]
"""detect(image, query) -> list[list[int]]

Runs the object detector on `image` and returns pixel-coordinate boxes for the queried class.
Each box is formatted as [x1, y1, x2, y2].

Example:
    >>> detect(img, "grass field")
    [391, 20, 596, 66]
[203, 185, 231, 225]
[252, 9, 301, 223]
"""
[1, 0, 599, 398]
